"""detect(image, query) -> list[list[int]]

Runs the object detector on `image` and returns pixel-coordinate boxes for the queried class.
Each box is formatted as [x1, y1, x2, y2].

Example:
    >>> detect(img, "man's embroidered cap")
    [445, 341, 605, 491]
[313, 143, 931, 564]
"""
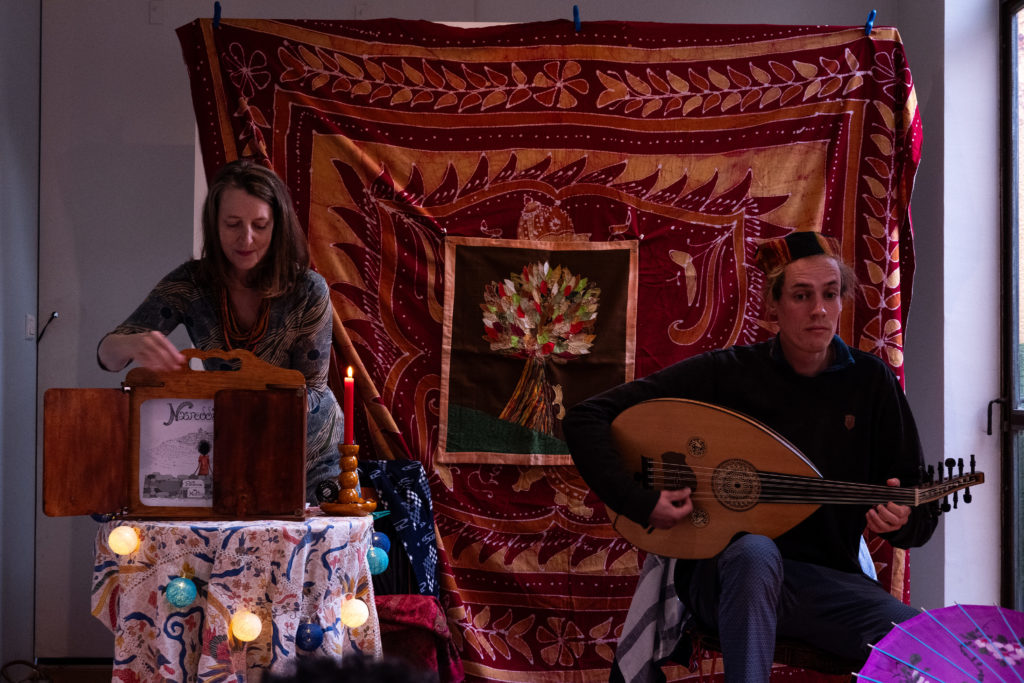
[754, 231, 840, 273]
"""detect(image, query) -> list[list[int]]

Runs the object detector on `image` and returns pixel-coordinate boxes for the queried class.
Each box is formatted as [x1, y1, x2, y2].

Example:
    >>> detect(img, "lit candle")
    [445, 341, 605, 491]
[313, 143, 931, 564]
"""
[344, 366, 355, 444]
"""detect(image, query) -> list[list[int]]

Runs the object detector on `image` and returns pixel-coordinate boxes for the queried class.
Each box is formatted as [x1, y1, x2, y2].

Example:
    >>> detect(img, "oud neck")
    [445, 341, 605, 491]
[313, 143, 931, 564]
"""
[758, 473, 978, 506]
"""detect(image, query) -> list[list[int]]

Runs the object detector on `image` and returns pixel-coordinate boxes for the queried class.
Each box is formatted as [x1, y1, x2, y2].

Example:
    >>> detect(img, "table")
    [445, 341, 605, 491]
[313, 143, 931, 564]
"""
[91, 515, 380, 682]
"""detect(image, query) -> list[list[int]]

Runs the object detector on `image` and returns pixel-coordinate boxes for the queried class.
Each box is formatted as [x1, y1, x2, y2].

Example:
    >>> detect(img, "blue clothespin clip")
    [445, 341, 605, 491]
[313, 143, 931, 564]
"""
[864, 9, 876, 36]
[573, 4, 581, 32]
[213, 1, 221, 28]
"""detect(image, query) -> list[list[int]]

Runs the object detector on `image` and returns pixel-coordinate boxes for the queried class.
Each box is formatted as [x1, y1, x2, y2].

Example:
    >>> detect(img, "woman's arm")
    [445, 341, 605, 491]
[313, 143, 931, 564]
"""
[97, 330, 186, 372]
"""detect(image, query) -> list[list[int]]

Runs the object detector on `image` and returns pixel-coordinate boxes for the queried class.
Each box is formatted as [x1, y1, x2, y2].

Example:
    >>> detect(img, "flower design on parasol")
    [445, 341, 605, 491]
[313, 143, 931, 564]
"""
[481, 261, 599, 436]
[857, 604, 1024, 682]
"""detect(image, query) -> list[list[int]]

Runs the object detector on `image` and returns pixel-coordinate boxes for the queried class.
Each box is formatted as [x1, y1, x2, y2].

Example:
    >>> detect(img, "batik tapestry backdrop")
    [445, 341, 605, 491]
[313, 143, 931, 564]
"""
[178, 19, 921, 682]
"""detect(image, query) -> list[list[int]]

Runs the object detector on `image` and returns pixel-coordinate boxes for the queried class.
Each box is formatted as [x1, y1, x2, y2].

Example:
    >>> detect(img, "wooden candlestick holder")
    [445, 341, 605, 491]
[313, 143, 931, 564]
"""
[320, 444, 377, 516]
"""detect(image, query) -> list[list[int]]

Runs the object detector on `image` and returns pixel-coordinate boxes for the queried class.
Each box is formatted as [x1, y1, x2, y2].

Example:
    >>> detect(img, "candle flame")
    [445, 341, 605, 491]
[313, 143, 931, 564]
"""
[346, 366, 353, 379]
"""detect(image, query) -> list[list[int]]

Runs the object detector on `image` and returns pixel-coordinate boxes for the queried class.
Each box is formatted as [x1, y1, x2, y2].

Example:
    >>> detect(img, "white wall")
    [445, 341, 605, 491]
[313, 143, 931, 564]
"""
[888, 0, 1003, 612]
[10, 0, 998, 663]
[938, 0, 1002, 605]
[1, 0, 41, 667]
[895, 1, 949, 611]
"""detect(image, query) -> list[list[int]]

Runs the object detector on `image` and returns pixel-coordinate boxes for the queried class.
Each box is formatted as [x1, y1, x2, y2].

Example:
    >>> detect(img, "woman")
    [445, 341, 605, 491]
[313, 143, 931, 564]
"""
[98, 159, 342, 503]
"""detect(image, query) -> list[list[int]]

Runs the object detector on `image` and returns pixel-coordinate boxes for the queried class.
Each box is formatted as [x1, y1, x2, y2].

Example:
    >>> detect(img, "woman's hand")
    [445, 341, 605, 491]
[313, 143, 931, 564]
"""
[647, 488, 693, 530]
[865, 478, 912, 534]
[99, 331, 186, 372]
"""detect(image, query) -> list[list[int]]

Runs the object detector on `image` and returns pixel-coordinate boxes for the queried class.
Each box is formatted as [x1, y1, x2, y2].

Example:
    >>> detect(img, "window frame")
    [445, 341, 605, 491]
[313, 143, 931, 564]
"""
[1000, 0, 1024, 610]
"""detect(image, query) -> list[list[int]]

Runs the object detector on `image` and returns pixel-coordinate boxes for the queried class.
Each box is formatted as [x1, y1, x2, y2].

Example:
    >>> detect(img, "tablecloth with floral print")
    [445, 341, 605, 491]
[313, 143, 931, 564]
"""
[91, 515, 380, 683]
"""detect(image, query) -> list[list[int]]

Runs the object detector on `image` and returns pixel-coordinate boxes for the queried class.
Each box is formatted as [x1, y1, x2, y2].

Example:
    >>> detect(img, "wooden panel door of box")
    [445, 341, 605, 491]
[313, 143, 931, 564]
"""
[43, 388, 130, 517]
[43, 350, 308, 520]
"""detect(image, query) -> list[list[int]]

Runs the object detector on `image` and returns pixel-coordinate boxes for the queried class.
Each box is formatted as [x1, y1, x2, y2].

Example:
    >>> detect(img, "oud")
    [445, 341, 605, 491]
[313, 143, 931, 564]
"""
[608, 398, 983, 559]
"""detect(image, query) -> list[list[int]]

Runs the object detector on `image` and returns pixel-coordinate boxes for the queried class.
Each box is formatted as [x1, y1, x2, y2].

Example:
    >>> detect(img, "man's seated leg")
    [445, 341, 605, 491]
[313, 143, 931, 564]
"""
[684, 534, 783, 683]
[776, 559, 919, 663]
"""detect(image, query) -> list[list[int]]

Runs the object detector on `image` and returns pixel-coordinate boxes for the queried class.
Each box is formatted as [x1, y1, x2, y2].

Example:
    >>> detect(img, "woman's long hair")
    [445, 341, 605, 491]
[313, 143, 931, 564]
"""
[199, 158, 309, 297]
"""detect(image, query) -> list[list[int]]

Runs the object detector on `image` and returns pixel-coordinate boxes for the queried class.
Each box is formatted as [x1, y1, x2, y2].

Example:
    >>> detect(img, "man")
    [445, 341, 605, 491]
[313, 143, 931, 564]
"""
[563, 232, 938, 682]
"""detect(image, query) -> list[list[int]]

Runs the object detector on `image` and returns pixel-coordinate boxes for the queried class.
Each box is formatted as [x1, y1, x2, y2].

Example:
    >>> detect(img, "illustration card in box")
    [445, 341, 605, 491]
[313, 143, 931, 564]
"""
[138, 398, 214, 507]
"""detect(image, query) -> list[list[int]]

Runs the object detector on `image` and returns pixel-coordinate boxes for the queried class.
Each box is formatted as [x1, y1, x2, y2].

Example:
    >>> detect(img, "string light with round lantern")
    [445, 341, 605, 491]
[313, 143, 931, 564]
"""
[367, 546, 389, 575]
[295, 620, 324, 651]
[339, 598, 369, 628]
[165, 576, 198, 608]
[108, 525, 140, 555]
[229, 610, 262, 642]
[371, 531, 390, 553]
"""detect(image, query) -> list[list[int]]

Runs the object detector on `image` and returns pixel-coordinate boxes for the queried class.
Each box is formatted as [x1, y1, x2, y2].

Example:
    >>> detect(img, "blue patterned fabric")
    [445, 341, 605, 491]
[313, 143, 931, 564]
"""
[362, 460, 439, 598]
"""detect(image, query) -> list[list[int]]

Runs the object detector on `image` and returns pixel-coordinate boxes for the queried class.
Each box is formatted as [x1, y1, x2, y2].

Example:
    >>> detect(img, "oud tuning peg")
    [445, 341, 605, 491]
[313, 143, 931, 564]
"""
[927, 464, 935, 483]
[963, 454, 976, 504]
[940, 460, 953, 513]
[952, 489, 959, 509]
[957, 458, 964, 476]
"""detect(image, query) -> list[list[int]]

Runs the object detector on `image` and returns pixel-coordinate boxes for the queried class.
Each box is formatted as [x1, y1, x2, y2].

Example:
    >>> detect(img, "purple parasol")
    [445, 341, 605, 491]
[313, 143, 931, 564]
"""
[857, 604, 1024, 682]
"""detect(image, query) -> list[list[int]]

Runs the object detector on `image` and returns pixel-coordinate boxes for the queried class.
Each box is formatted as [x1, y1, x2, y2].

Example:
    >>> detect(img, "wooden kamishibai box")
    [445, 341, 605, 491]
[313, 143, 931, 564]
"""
[43, 349, 307, 520]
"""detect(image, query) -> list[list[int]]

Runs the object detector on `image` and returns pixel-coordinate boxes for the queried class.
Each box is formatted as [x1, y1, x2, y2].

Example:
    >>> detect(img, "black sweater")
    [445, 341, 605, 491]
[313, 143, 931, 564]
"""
[563, 336, 938, 574]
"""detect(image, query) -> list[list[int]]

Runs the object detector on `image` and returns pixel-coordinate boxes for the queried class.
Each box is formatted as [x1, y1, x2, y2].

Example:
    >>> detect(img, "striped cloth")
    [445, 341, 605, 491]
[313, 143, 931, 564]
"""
[613, 554, 685, 683]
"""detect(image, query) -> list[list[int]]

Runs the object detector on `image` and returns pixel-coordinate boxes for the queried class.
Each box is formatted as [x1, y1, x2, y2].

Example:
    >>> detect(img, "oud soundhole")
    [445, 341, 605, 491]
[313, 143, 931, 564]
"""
[712, 459, 760, 511]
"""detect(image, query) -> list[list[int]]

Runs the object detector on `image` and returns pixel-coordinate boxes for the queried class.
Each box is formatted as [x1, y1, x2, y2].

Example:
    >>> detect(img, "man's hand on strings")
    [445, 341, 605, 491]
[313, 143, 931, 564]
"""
[865, 478, 911, 534]
[648, 488, 693, 530]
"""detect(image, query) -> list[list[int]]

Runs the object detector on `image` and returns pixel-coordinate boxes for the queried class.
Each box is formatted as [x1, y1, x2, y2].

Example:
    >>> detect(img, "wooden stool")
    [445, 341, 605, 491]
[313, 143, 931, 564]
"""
[684, 622, 862, 679]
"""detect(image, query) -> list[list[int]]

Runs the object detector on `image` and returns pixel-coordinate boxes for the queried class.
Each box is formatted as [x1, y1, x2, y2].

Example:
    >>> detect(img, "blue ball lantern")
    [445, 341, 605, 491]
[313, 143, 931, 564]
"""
[371, 531, 391, 553]
[367, 546, 389, 575]
[295, 621, 324, 651]
[165, 577, 198, 607]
